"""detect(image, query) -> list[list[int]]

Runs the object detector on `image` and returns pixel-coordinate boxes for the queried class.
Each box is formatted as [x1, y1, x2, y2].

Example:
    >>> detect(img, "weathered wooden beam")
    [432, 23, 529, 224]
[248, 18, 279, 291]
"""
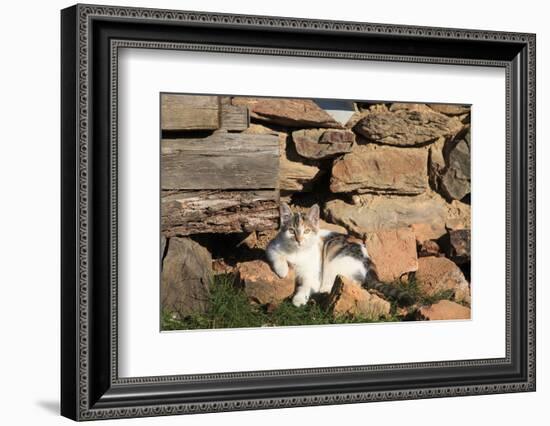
[161, 94, 219, 131]
[161, 190, 279, 236]
[161, 133, 280, 190]
[220, 103, 249, 131]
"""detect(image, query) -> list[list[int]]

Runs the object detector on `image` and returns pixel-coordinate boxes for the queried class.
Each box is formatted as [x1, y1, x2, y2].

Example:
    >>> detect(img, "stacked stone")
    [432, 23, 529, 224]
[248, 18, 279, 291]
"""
[162, 97, 472, 321]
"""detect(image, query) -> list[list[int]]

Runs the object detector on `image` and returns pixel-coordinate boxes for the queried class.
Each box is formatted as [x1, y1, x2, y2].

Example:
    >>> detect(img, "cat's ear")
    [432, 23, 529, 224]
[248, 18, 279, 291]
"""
[280, 202, 292, 227]
[307, 204, 320, 228]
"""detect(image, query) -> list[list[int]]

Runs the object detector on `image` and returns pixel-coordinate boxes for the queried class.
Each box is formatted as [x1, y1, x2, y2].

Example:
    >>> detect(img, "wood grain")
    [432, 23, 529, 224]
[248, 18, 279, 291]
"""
[161, 190, 279, 235]
[161, 94, 219, 131]
[161, 133, 280, 190]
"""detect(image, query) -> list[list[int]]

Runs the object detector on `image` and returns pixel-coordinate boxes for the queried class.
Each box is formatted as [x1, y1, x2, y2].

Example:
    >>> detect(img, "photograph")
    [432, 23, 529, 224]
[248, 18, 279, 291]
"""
[159, 94, 472, 331]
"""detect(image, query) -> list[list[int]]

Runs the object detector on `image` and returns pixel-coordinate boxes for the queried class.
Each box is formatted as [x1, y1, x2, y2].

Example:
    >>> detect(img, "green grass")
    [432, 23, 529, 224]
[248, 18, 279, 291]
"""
[161, 275, 456, 331]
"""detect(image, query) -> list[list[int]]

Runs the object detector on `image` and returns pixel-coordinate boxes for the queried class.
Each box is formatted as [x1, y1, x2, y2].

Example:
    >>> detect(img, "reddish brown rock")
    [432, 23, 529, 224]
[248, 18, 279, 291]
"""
[410, 223, 446, 245]
[233, 97, 342, 128]
[418, 300, 471, 320]
[330, 276, 390, 319]
[161, 237, 212, 318]
[292, 128, 354, 160]
[330, 144, 428, 194]
[236, 260, 296, 306]
[389, 103, 434, 113]
[362, 227, 419, 283]
[415, 256, 470, 304]
[427, 104, 470, 116]
[353, 109, 463, 147]
[320, 129, 356, 144]
[445, 200, 471, 231]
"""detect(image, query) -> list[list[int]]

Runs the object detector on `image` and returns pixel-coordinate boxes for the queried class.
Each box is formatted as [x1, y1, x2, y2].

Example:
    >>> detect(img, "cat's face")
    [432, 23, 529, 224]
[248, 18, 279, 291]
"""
[279, 203, 320, 247]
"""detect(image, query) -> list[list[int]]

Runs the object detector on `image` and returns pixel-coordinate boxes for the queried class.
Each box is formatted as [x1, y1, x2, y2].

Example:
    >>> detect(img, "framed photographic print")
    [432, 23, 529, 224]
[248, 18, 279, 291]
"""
[61, 3, 536, 421]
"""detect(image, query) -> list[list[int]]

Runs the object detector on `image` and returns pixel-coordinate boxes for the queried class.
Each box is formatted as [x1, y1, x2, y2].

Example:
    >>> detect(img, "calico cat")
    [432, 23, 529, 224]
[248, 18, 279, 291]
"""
[266, 203, 413, 307]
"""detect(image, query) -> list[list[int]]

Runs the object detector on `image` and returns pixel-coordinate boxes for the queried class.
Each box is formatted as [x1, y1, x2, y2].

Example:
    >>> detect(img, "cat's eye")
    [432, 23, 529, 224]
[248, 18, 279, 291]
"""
[288, 229, 295, 234]
[304, 229, 311, 234]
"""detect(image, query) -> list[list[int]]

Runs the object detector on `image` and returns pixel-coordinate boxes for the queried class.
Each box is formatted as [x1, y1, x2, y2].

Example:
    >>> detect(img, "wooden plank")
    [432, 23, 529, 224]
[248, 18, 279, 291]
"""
[219, 96, 249, 131]
[161, 94, 219, 131]
[161, 133, 280, 190]
[161, 190, 279, 236]
[220, 104, 249, 131]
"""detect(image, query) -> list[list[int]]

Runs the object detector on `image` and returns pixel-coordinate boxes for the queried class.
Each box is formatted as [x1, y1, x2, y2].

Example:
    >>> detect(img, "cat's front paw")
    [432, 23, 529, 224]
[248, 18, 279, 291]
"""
[272, 262, 289, 279]
[292, 293, 309, 307]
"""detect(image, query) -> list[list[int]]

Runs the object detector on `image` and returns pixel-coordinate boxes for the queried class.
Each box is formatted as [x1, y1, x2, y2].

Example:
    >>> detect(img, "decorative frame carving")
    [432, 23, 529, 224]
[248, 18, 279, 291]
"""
[61, 4, 535, 421]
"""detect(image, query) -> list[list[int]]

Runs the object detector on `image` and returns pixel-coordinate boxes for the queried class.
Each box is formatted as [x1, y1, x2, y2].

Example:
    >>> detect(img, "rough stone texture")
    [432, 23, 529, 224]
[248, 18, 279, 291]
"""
[291, 128, 354, 160]
[427, 104, 470, 116]
[330, 276, 390, 319]
[418, 240, 441, 258]
[256, 229, 279, 250]
[320, 128, 356, 144]
[237, 232, 258, 249]
[233, 97, 342, 128]
[236, 260, 296, 306]
[448, 229, 471, 264]
[242, 123, 288, 145]
[445, 200, 471, 231]
[280, 154, 322, 192]
[389, 103, 434, 113]
[330, 144, 428, 194]
[409, 222, 447, 245]
[418, 300, 471, 320]
[319, 219, 348, 235]
[361, 228, 419, 282]
[325, 192, 470, 241]
[161, 237, 212, 318]
[440, 138, 471, 201]
[243, 123, 322, 192]
[353, 109, 463, 147]
[415, 256, 470, 304]
[428, 136, 446, 191]
[212, 258, 234, 275]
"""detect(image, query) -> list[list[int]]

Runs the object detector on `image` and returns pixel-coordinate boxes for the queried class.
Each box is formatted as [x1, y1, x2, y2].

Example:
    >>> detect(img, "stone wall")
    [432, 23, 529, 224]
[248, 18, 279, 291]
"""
[161, 96, 471, 322]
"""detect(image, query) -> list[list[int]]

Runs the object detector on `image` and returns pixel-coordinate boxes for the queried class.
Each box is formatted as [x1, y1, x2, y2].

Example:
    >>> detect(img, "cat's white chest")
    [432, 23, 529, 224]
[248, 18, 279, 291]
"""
[286, 243, 322, 290]
[286, 243, 319, 266]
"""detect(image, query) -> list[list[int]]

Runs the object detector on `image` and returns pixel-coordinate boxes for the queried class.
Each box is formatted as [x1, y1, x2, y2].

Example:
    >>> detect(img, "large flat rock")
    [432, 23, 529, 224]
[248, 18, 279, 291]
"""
[325, 192, 470, 242]
[233, 97, 342, 128]
[330, 144, 428, 194]
[353, 108, 463, 147]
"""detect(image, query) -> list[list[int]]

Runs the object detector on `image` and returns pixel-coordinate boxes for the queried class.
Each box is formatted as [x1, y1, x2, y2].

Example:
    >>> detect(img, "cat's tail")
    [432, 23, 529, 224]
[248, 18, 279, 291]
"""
[362, 259, 415, 307]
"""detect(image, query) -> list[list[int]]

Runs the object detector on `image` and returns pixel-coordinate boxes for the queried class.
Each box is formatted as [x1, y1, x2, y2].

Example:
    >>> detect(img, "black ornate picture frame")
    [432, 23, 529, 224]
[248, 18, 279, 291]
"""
[61, 3, 536, 421]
